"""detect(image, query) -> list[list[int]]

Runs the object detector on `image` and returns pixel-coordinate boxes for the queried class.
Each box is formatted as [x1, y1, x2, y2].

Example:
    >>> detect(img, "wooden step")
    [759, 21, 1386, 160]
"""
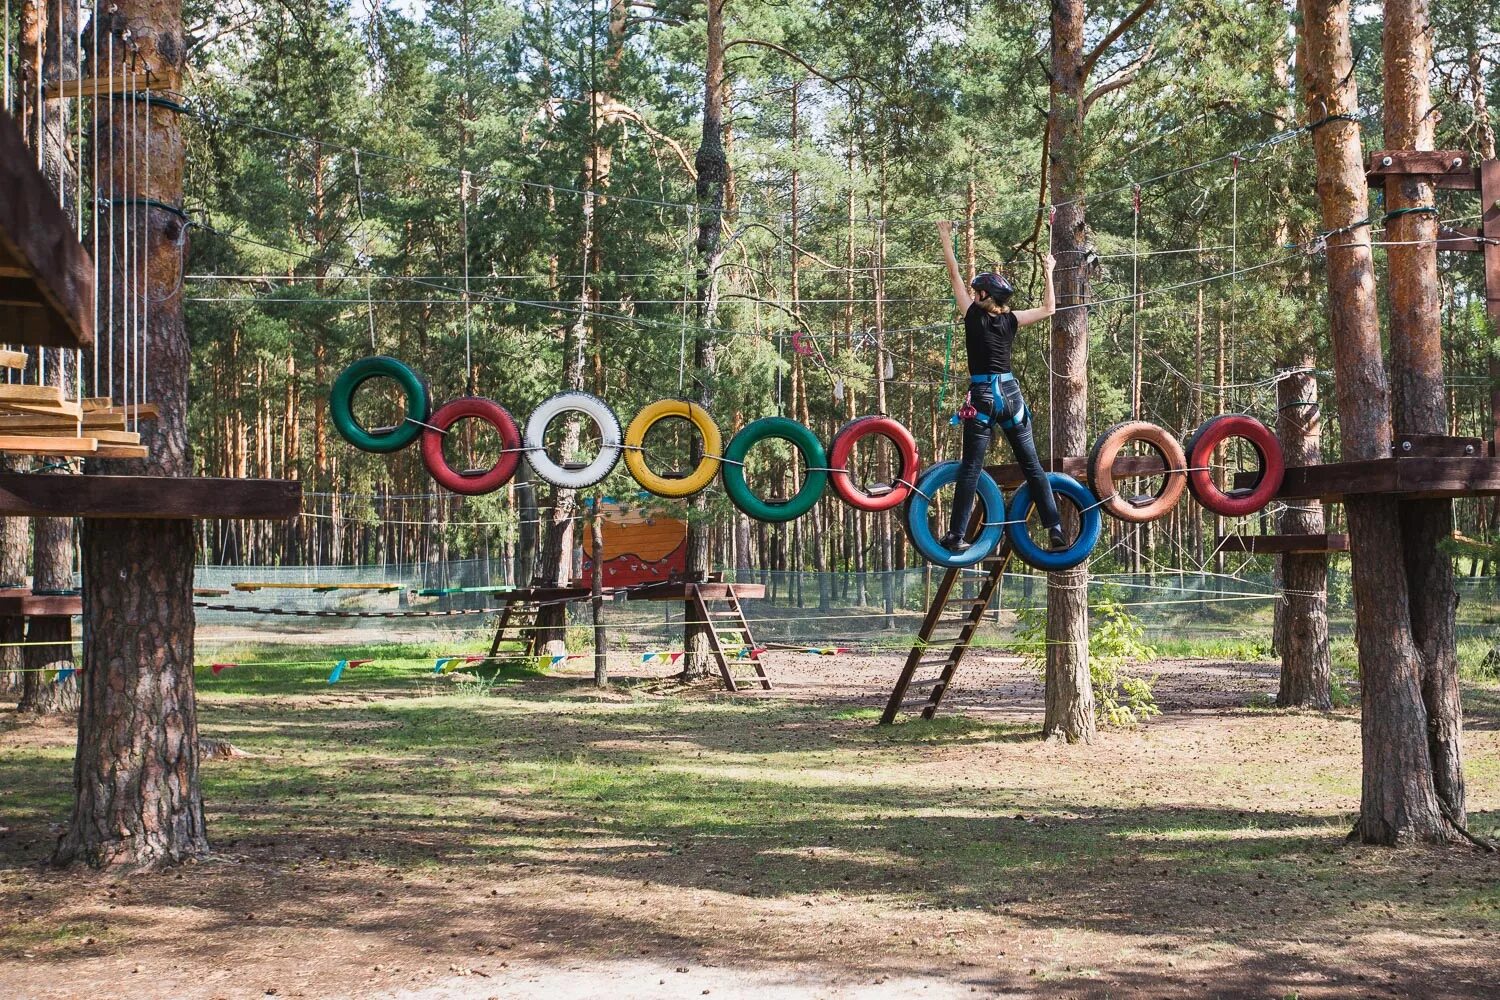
[0, 411, 128, 431]
[0, 350, 26, 369]
[0, 434, 97, 455]
[94, 444, 149, 459]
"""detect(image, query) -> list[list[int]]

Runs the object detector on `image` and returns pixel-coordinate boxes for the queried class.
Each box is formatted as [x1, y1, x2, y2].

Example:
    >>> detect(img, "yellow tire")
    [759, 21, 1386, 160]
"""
[624, 399, 723, 498]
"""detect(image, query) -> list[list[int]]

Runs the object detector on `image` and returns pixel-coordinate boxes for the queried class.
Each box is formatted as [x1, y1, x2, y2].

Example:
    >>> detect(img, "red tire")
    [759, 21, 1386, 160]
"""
[828, 416, 920, 512]
[1185, 414, 1284, 516]
[1087, 420, 1187, 523]
[421, 396, 522, 495]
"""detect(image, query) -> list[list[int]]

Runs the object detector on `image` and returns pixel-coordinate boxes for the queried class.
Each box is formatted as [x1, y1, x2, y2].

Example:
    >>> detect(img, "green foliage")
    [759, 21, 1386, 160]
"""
[1016, 593, 1160, 728]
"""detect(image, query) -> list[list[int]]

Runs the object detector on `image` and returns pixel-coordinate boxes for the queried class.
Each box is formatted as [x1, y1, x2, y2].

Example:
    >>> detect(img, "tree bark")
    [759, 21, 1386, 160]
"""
[1299, 0, 1454, 844]
[1382, 0, 1464, 825]
[683, 0, 728, 678]
[55, 0, 210, 868]
[1044, 0, 1095, 742]
[1275, 364, 1331, 709]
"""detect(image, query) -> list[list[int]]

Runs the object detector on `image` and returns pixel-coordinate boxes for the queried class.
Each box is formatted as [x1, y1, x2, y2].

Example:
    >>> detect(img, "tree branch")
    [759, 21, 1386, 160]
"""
[1083, 41, 1157, 115]
[596, 97, 697, 179]
[1081, 0, 1159, 82]
[722, 37, 867, 94]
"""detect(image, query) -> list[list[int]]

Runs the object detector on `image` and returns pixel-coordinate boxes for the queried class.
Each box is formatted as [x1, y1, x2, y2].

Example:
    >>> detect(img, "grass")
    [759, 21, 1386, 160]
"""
[3, 642, 1499, 993]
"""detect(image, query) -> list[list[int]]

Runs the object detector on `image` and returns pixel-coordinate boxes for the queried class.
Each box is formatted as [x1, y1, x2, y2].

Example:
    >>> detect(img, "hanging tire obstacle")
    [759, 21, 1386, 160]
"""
[523, 390, 623, 489]
[623, 399, 723, 498]
[329, 356, 430, 453]
[1005, 473, 1101, 571]
[827, 415, 920, 512]
[420, 396, 523, 495]
[903, 461, 1006, 568]
[721, 416, 828, 522]
[1087, 420, 1187, 524]
[1183, 413, 1284, 517]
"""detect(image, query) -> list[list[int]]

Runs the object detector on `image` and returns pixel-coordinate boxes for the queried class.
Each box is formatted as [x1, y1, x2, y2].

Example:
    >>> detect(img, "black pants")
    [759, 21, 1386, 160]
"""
[948, 379, 1062, 539]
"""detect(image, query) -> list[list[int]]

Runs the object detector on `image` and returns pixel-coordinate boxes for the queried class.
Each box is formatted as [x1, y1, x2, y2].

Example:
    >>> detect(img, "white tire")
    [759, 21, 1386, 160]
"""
[524, 391, 623, 489]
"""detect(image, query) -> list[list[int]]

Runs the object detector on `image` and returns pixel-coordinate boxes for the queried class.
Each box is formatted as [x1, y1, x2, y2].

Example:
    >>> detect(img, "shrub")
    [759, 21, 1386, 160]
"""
[1016, 595, 1160, 727]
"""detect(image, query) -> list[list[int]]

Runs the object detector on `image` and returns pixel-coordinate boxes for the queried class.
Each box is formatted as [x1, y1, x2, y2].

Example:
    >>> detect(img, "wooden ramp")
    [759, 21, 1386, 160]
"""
[881, 541, 1012, 725]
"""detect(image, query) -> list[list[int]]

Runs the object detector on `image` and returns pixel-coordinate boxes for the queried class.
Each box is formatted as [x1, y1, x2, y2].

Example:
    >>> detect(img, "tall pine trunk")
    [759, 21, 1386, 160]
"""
[683, 0, 727, 677]
[55, 0, 209, 868]
[1299, 0, 1456, 844]
[1275, 364, 1331, 708]
[1382, 0, 1464, 824]
[1044, 0, 1095, 742]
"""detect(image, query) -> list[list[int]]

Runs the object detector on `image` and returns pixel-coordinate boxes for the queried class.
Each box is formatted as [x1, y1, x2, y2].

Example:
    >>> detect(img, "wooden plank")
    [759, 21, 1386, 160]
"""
[92, 403, 160, 420]
[42, 70, 181, 101]
[0, 434, 97, 455]
[230, 581, 399, 592]
[1393, 434, 1486, 457]
[0, 384, 65, 405]
[193, 588, 230, 597]
[0, 113, 94, 348]
[1365, 150, 1474, 181]
[0, 350, 26, 369]
[0, 473, 301, 519]
[88, 430, 141, 445]
[626, 582, 766, 601]
[0, 412, 127, 431]
[1257, 457, 1500, 500]
[1216, 533, 1350, 554]
[0, 399, 82, 419]
[0, 589, 81, 616]
[93, 444, 149, 459]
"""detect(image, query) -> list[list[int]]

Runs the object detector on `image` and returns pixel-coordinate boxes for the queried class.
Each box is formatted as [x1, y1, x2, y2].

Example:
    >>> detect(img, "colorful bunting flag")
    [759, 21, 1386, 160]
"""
[210, 663, 236, 675]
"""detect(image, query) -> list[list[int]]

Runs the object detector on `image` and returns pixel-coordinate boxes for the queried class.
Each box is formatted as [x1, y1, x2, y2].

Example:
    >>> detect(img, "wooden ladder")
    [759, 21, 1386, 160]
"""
[488, 596, 541, 660]
[880, 539, 1012, 724]
[691, 583, 772, 692]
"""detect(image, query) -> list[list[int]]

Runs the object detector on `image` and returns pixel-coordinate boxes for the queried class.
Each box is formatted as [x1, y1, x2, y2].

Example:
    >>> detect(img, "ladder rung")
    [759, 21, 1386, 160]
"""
[912, 657, 953, 667]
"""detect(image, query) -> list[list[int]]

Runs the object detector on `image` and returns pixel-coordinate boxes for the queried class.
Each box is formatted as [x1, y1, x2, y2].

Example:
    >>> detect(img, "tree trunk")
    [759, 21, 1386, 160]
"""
[55, 0, 210, 869]
[1275, 364, 1331, 709]
[1382, 0, 1464, 826]
[1044, 0, 1094, 743]
[1299, 0, 1454, 844]
[683, 0, 727, 678]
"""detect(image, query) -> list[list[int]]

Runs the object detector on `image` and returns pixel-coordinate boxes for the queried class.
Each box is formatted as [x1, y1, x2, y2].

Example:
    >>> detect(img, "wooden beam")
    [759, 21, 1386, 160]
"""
[1365, 150, 1475, 185]
[0, 399, 82, 419]
[93, 445, 149, 459]
[0, 384, 66, 406]
[0, 589, 81, 616]
[1216, 533, 1350, 554]
[0, 113, 94, 348]
[627, 582, 766, 601]
[0, 435, 97, 455]
[0, 350, 26, 368]
[1392, 434, 1487, 457]
[42, 70, 181, 101]
[0, 473, 301, 519]
[1248, 457, 1500, 501]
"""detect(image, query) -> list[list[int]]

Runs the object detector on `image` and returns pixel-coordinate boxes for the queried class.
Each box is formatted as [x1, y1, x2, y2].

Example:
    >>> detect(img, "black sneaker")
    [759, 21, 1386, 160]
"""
[1047, 526, 1068, 550]
[938, 531, 966, 552]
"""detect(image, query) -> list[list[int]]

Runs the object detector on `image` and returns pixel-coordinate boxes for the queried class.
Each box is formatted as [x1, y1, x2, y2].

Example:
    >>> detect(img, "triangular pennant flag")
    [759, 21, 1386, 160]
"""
[549, 654, 567, 667]
[669, 652, 683, 664]
[327, 659, 350, 684]
[54, 666, 76, 684]
[433, 657, 457, 674]
[210, 663, 236, 676]
[641, 652, 657, 664]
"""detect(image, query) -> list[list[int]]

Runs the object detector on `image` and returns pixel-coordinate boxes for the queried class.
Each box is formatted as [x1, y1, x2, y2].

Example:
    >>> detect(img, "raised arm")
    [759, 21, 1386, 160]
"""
[1013, 253, 1056, 327]
[936, 220, 972, 317]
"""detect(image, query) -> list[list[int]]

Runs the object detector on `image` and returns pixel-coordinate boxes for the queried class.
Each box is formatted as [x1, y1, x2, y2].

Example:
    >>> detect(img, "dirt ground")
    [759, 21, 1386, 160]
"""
[2, 651, 1498, 999]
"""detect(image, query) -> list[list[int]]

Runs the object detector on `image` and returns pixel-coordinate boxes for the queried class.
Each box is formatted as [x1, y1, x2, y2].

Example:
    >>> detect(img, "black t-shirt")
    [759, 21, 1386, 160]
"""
[964, 302, 1018, 375]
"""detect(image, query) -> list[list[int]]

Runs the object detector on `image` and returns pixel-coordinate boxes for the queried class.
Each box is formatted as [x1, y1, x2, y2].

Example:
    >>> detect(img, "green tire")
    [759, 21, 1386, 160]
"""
[722, 417, 828, 522]
[329, 356, 430, 453]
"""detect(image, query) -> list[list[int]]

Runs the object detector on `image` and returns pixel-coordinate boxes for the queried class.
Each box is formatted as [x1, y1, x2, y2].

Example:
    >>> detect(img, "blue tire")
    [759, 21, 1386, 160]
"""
[1005, 473, 1101, 571]
[904, 461, 1007, 568]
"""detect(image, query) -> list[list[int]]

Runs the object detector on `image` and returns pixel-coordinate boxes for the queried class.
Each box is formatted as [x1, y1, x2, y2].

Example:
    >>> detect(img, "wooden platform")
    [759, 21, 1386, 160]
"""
[1216, 533, 1350, 554]
[1236, 457, 1500, 501]
[625, 582, 767, 601]
[0, 112, 94, 349]
[0, 473, 300, 519]
[987, 454, 1165, 488]
[231, 582, 400, 593]
[0, 588, 82, 616]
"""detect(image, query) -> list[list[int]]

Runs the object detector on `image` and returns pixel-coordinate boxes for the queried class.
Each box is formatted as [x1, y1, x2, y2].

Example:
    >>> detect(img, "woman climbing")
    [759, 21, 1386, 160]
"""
[935, 220, 1064, 552]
